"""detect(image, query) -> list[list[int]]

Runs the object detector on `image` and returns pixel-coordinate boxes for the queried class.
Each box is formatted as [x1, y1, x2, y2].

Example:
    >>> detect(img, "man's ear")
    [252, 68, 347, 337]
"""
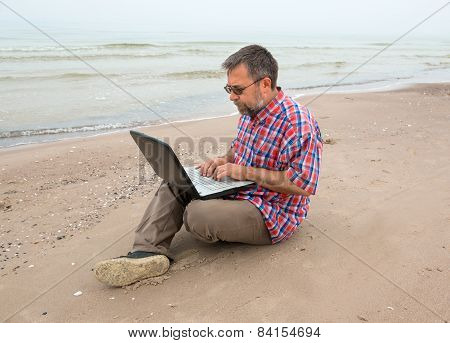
[262, 77, 272, 90]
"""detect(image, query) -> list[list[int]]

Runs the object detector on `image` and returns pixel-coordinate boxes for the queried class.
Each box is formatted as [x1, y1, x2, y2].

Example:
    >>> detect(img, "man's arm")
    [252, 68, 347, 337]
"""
[247, 166, 311, 196]
[214, 163, 311, 196]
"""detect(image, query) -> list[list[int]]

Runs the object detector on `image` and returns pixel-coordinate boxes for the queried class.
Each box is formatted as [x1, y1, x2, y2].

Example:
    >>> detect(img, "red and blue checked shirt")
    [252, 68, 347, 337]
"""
[227, 88, 323, 243]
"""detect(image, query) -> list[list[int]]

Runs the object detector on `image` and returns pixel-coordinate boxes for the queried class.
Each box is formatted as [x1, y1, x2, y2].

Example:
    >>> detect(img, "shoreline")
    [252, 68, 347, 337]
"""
[0, 110, 240, 152]
[2, 79, 449, 151]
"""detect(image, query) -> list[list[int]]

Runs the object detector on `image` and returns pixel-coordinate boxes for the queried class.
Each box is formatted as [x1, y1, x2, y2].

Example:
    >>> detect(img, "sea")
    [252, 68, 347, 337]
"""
[1, 29, 449, 148]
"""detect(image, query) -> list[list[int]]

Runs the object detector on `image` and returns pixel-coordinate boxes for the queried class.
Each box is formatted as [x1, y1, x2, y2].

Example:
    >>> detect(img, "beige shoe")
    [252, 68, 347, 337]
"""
[94, 251, 170, 287]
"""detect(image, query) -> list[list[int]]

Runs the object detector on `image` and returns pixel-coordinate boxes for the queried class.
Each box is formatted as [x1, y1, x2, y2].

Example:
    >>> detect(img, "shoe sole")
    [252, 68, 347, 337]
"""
[94, 255, 170, 287]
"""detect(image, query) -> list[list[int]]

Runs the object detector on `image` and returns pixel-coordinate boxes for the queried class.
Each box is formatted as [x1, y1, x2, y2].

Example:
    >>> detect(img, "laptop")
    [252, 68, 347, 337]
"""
[130, 130, 255, 200]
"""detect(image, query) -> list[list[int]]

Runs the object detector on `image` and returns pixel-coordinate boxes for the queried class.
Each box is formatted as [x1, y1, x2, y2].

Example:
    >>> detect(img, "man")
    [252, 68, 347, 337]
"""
[94, 45, 323, 287]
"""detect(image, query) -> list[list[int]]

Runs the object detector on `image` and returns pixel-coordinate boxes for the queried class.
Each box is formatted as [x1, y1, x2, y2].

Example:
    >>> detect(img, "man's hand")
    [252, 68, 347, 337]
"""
[215, 163, 248, 181]
[196, 157, 228, 177]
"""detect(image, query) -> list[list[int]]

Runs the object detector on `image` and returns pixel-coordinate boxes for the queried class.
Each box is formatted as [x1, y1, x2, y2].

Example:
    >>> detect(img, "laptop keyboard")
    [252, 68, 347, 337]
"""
[184, 167, 240, 191]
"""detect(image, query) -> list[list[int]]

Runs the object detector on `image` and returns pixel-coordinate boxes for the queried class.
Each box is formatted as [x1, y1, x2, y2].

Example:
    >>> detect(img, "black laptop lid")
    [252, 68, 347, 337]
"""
[130, 130, 196, 195]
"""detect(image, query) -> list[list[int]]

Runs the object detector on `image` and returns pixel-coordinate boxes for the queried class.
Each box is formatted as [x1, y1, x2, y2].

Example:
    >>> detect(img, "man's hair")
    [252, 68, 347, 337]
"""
[222, 45, 278, 90]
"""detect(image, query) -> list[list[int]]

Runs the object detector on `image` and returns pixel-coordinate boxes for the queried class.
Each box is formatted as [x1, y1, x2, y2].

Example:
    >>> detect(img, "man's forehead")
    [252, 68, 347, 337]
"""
[227, 64, 251, 84]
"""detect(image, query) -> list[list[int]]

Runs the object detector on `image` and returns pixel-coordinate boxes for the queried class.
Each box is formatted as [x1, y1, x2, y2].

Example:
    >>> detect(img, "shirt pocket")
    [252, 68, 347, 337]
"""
[252, 132, 283, 170]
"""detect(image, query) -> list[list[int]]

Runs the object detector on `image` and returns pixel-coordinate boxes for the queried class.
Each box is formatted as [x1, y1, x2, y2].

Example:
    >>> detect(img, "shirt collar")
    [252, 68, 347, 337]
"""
[252, 87, 285, 123]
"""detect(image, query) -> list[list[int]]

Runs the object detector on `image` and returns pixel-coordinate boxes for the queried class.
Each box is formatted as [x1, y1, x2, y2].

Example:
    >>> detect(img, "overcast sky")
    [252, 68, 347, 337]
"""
[1, 0, 449, 39]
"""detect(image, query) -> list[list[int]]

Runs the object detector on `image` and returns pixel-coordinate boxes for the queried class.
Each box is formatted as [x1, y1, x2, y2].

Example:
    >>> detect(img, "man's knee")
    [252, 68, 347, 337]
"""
[183, 200, 216, 242]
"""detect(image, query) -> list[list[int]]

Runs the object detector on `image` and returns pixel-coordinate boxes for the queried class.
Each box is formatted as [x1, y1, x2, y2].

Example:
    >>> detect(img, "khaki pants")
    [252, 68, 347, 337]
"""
[132, 181, 272, 259]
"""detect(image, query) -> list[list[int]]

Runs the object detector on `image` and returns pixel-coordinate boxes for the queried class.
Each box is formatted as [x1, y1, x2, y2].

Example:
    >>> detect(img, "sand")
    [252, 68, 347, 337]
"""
[0, 83, 449, 323]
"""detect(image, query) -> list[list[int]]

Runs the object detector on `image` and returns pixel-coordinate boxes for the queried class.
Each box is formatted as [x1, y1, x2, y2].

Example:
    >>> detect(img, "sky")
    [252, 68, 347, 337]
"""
[1, 0, 449, 39]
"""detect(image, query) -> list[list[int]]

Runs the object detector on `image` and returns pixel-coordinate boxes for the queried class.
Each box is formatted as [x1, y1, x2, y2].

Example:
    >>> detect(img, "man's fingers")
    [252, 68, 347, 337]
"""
[200, 164, 206, 175]
[206, 162, 217, 177]
[215, 165, 227, 180]
[214, 166, 222, 180]
[216, 171, 223, 180]
[200, 160, 212, 176]
[196, 163, 206, 172]
[212, 168, 219, 180]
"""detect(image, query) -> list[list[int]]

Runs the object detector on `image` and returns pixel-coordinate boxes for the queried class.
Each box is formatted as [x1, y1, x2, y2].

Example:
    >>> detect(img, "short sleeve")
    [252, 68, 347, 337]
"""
[285, 130, 322, 195]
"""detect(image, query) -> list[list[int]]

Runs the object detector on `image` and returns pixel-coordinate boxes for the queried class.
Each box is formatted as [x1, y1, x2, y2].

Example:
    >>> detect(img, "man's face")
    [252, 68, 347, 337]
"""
[226, 64, 264, 116]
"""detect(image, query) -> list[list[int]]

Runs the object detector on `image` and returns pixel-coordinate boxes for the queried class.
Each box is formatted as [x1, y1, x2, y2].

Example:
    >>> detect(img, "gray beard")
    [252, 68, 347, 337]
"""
[235, 97, 265, 117]
[246, 105, 264, 117]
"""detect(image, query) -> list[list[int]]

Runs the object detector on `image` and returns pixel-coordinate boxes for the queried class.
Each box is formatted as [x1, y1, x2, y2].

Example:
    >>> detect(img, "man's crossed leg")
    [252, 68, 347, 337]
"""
[94, 181, 271, 287]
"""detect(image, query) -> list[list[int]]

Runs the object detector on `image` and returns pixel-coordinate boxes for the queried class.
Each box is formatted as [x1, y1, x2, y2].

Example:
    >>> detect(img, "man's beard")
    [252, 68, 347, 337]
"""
[234, 92, 265, 117]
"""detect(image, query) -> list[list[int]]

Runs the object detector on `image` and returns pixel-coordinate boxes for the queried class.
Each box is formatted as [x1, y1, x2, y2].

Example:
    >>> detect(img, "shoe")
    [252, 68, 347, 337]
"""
[94, 251, 170, 287]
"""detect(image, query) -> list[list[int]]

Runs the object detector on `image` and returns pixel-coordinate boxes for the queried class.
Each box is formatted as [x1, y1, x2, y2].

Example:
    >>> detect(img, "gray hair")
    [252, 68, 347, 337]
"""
[222, 45, 278, 90]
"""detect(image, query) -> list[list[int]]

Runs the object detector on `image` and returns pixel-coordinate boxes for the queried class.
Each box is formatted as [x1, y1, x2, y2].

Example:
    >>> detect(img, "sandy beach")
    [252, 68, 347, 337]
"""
[0, 83, 449, 323]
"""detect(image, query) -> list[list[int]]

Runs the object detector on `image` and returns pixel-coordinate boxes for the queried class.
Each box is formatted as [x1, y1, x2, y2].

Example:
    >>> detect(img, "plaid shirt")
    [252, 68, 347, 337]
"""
[227, 88, 323, 243]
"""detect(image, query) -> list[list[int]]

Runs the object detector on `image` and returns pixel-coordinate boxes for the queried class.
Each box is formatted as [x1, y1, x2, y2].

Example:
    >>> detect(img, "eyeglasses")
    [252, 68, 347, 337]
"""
[224, 77, 266, 95]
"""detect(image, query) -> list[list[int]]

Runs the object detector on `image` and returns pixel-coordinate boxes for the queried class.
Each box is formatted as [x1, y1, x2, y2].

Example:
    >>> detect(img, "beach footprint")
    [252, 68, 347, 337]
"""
[171, 248, 201, 271]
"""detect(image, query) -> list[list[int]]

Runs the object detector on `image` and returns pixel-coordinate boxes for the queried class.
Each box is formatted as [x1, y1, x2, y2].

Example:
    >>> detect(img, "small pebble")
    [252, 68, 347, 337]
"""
[73, 291, 83, 297]
[357, 315, 368, 322]
[109, 297, 115, 300]
[387, 306, 394, 311]
[42, 312, 47, 316]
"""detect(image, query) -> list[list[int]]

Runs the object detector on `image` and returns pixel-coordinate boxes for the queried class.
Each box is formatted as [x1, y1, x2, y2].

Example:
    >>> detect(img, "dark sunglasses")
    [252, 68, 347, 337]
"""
[224, 77, 266, 95]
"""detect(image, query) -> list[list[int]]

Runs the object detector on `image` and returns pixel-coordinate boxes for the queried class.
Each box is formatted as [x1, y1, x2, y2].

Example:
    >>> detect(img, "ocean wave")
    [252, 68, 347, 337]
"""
[424, 61, 450, 71]
[291, 46, 379, 51]
[181, 48, 212, 54]
[414, 54, 450, 58]
[424, 61, 450, 66]
[295, 61, 347, 68]
[0, 52, 174, 62]
[368, 42, 389, 46]
[291, 46, 348, 50]
[163, 70, 225, 79]
[287, 78, 402, 91]
[100, 43, 160, 49]
[0, 122, 147, 139]
[0, 41, 240, 54]
[175, 41, 246, 46]
[0, 46, 72, 52]
[0, 43, 161, 53]
[0, 72, 122, 82]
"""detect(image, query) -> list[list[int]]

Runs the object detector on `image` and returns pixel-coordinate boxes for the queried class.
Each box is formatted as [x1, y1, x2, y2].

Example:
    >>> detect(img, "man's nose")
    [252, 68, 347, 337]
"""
[229, 92, 239, 101]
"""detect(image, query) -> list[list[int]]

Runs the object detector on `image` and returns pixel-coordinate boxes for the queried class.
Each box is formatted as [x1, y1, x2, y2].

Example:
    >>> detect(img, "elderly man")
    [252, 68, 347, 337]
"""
[94, 45, 322, 287]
